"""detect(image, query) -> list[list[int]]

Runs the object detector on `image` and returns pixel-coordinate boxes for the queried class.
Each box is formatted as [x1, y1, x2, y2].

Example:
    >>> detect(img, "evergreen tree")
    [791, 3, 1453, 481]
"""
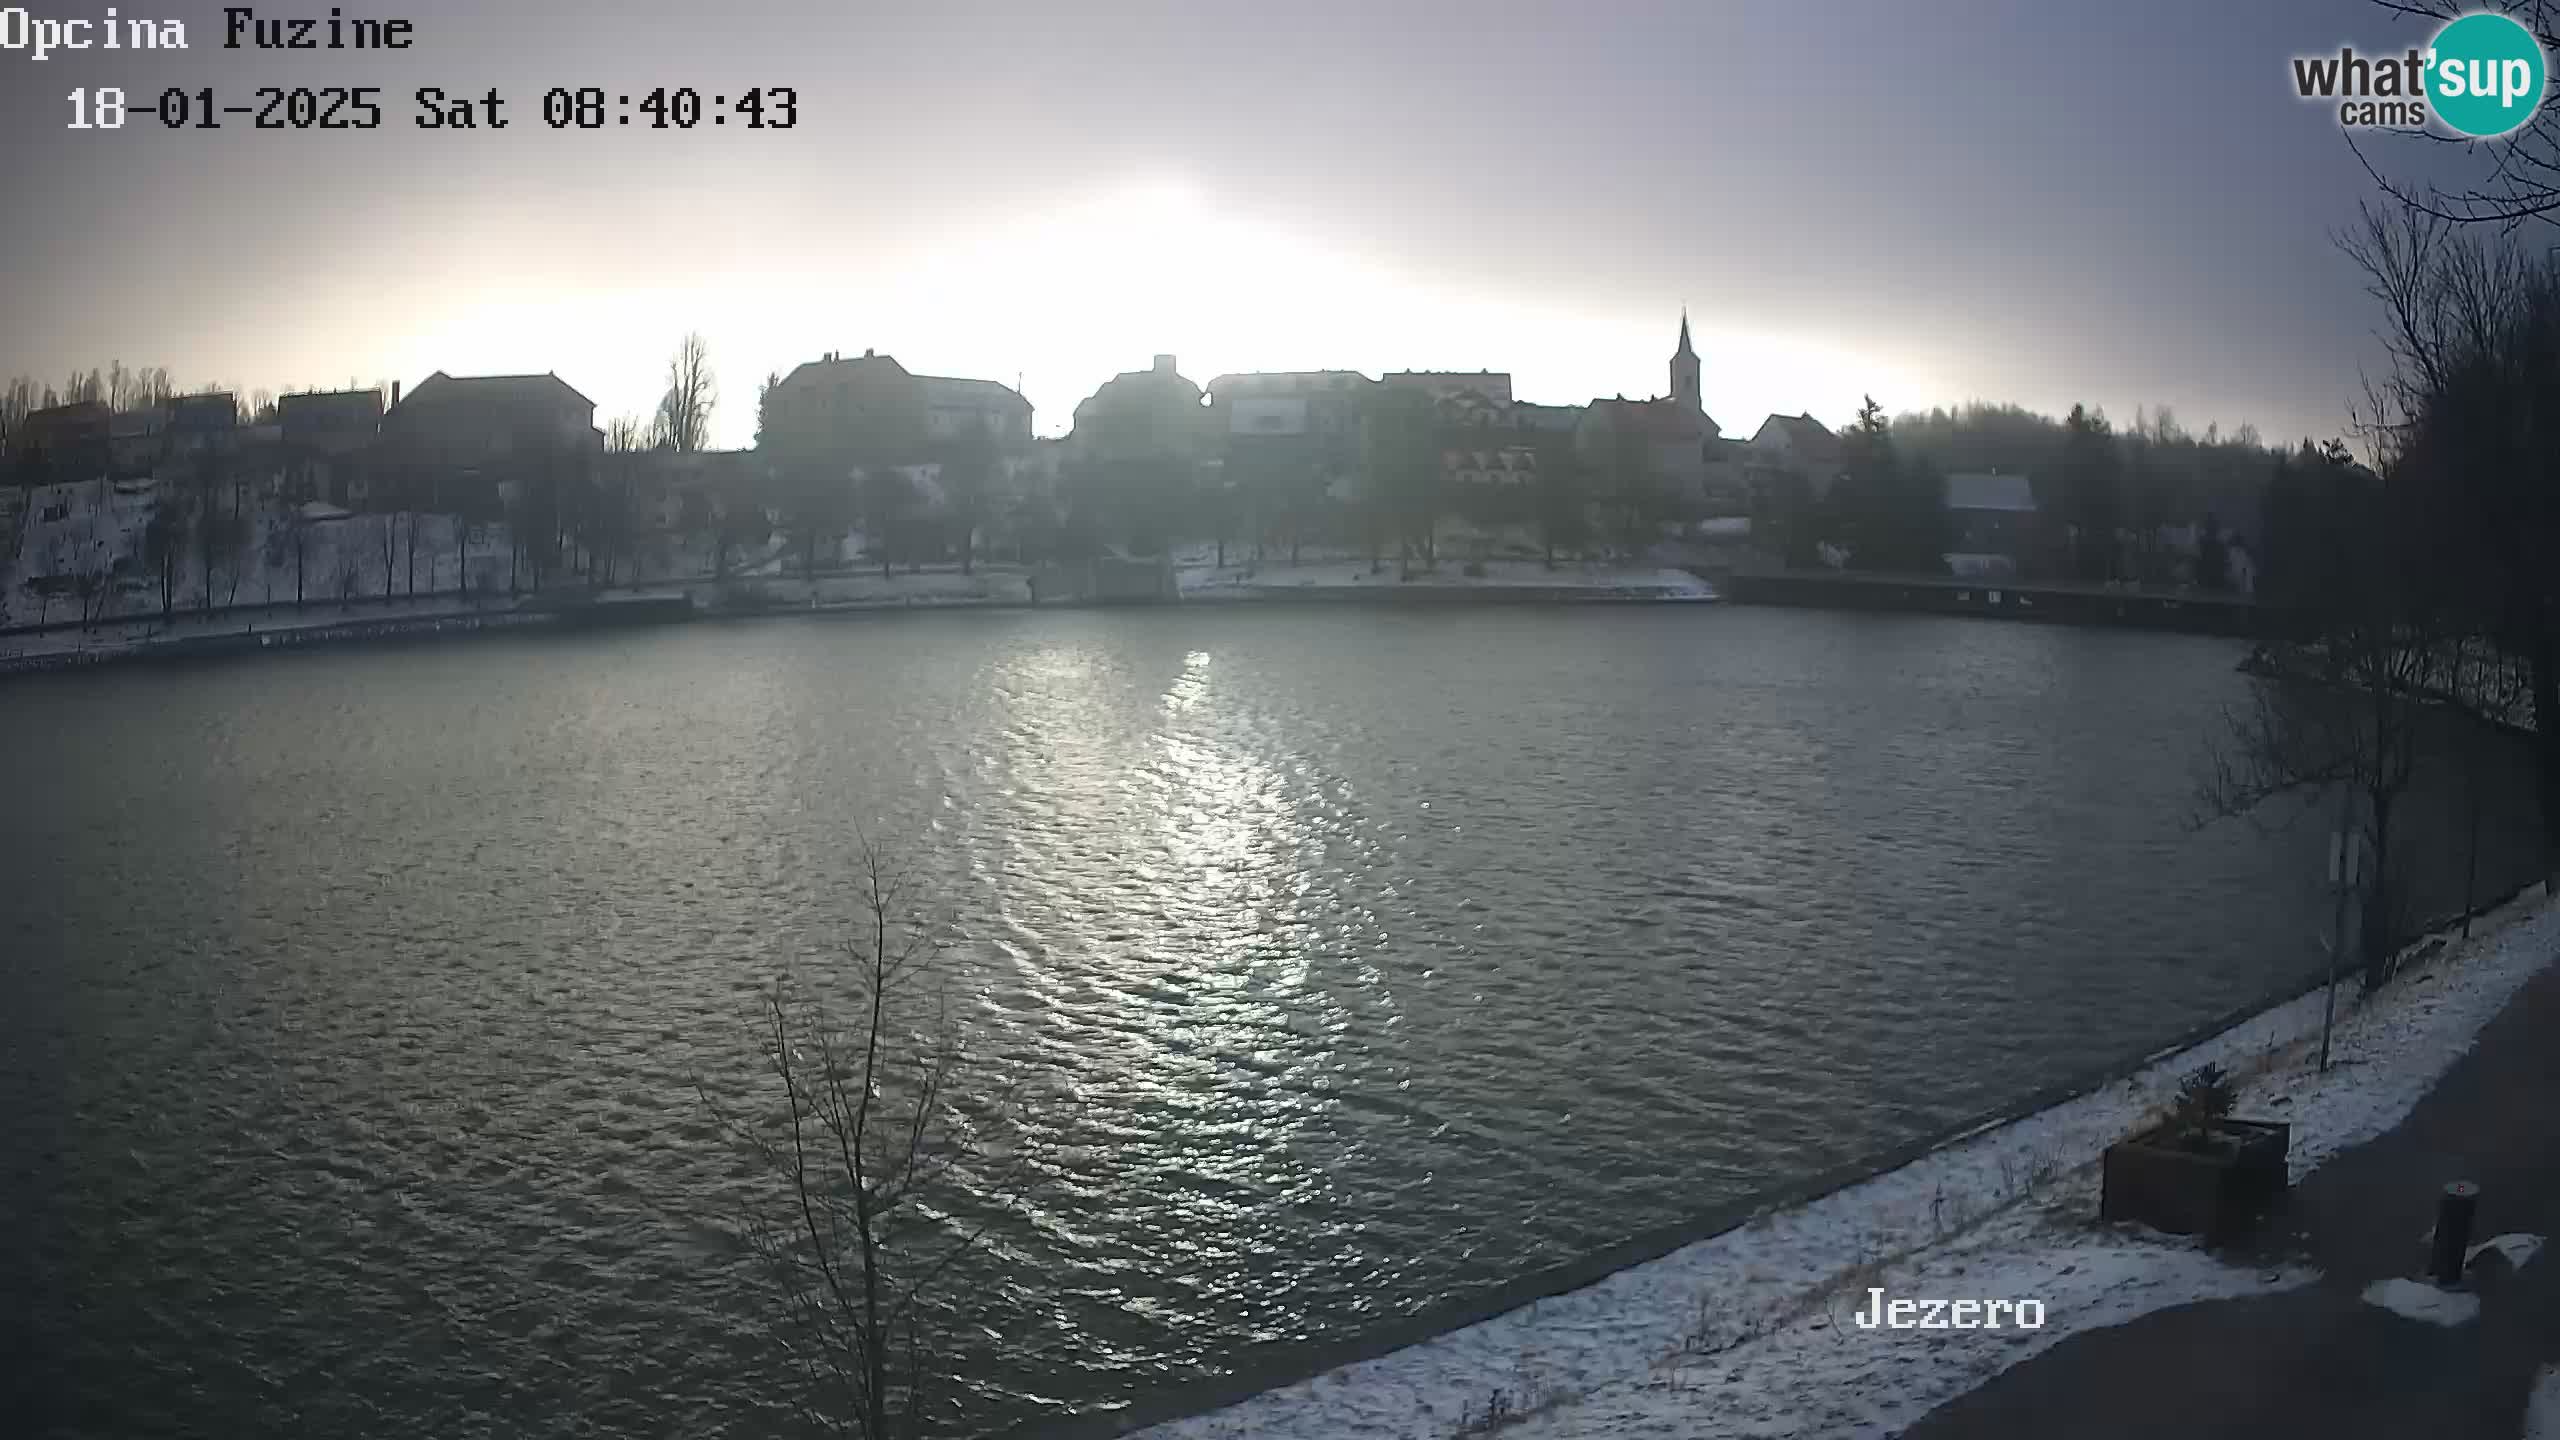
[1894, 454, 1954, 574]
[2194, 510, 2230, 591]
[1824, 397, 1950, 574]
[2055, 403, 2122, 582]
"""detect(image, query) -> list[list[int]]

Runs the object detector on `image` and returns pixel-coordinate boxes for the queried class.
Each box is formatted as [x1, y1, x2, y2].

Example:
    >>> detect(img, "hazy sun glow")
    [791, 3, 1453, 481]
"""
[366, 177, 1945, 447]
[893, 179, 1947, 438]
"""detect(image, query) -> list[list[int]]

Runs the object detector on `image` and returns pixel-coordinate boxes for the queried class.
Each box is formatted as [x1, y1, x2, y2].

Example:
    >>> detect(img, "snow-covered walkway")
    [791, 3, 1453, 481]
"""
[1132, 886, 2560, 1440]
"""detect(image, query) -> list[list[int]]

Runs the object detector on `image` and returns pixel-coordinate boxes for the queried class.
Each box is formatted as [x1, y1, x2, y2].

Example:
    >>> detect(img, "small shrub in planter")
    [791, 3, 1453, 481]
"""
[2100, 1063, 2290, 1246]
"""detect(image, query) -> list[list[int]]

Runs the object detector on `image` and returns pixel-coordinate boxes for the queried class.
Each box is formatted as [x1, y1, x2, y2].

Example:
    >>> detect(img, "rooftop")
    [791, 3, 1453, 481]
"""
[400, 370, 595, 412]
[1944, 470, 2037, 512]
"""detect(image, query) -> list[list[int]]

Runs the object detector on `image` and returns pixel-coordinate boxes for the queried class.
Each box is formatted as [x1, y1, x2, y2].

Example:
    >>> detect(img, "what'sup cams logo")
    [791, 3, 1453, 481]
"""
[2292, 10, 2549, 136]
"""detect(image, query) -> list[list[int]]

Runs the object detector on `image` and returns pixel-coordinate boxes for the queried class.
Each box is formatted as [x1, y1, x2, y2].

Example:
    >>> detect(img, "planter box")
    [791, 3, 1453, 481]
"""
[2100, 1118, 2291, 1246]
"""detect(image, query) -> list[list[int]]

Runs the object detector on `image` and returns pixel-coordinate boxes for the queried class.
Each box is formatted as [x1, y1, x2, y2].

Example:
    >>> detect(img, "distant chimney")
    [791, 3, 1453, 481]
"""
[864, 347, 875, 359]
[1153, 354, 1175, 375]
[390, 380, 401, 408]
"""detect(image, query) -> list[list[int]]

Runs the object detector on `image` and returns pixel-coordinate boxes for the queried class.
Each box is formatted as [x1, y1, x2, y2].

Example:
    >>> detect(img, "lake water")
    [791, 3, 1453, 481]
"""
[2, 606, 2539, 1437]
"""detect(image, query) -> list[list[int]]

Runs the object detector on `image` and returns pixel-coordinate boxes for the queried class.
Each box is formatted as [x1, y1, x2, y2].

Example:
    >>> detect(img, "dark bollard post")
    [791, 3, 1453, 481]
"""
[2431, 1181, 2479, 1286]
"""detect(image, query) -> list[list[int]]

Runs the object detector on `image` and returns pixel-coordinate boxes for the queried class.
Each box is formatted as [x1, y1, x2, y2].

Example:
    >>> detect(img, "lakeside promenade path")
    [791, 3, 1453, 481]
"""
[1906, 958, 2560, 1440]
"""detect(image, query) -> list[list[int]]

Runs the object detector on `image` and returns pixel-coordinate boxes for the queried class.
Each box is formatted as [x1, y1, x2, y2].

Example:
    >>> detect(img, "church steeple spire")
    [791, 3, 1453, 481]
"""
[1670, 308, 1701, 412]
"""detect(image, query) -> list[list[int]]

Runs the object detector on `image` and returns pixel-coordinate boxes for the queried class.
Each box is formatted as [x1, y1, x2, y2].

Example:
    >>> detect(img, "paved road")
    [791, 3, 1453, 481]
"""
[1905, 961, 2560, 1440]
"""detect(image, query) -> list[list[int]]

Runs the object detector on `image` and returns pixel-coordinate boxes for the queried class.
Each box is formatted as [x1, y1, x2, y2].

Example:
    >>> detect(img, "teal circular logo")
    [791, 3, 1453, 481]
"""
[2430, 12, 2548, 138]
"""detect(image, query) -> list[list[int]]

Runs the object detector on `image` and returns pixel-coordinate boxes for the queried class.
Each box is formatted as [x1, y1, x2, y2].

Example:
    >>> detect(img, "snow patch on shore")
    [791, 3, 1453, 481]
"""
[2360, 1277, 2480, 1327]
[1175, 559, 1713, 599]
[2526, 1365, 2560, 1440]
[1133, 886, 2560, 1440]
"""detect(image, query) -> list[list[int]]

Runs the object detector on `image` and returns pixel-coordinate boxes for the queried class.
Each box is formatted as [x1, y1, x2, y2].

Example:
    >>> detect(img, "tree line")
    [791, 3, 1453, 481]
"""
[2202, 202, 2560, 989]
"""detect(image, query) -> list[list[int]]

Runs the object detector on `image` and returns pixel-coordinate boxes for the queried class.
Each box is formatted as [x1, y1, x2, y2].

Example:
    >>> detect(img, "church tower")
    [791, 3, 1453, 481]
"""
[1670, 309, 1701, 412]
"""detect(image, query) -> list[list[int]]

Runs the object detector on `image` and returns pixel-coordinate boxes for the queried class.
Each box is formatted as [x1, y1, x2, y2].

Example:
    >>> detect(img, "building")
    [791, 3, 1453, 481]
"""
[377, 371, 601, 513]
[107, 407, 169, 480]
[633, 448, 770, 533]
[1004, 435, 1070, 506]
[1194, 371, 1369, 536]
[1741, 412, 1846, 527]
[1205, 370, 1374, 441]
[1382, 370, 1513, 427]
[1747, 413, 1843, 484]
[762, 350, 930, 467]
[764, 351, 1029, 459]
[12, 401, 113, 484]
[278, 388, 383, 444]
[1511, 402, 1584, 438]
[165, 392, 240, 451]
[277, 388, 384, 504]
[918, 374, 1034, 454]
[1444, 444, 1540, 490]
[1067, 354, 1213, 466]
[380, 372, 597, 464]
[1942, 470, 2038, 577]
[1574, 313, 1725, 511]
[1700, 436, 1756, 515]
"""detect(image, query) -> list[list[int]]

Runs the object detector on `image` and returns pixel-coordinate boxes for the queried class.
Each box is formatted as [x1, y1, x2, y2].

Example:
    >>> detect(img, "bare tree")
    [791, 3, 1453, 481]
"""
[707, 839, 1054, 1440]
[403, 469, 422, 598]
[294, 512, 312, 608]
[2350, 0, 2560, 229]
[658, 332, 718, 455]
[144, 496, 188, 621]
[196, 447, 222, 617]
[1, 376, 37, 452]
[227, 471, 251, 608]
[2198, 444, 2446, 990]
[65, 494, 115, 630]
[603, 416, 652, 586]
[2340, 202, 2560, 883]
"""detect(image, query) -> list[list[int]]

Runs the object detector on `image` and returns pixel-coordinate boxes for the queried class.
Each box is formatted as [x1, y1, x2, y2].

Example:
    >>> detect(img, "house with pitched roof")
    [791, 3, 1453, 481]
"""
[376, 371, 601, 515]
[1748, 413, 1843, 481]
[1941, 469, 2038, 576]
[1067, 354, 1215, 467]
[380, 372, 599, 465]
[917, 374, 1033, 454]
[277, 388, 384, 505]
[1205, 370, 1374, 442]
[1574, 313, 1724, 511]
[763, 350, 929, 466]
[10, 401, 112, 485]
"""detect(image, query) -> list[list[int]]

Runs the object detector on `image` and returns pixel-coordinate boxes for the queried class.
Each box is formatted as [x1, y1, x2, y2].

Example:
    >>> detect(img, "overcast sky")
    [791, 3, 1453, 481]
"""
[0, 0, 2520, 447]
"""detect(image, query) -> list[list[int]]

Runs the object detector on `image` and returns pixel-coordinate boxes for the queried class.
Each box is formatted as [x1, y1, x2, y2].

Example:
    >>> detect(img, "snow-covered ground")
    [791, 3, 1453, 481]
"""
[0, 591, 529, 661]
[1175, 558, 1714, 601]
[4, 480, 526, 632]
[695, 566, 1033, 610]
[1133, 886, 2560, 1440]
[2529, 1366, 2560, 1440]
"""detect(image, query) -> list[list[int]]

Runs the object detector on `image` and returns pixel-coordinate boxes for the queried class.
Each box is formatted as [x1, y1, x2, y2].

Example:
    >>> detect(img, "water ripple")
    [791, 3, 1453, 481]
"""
[0, 607, 2543, 1438]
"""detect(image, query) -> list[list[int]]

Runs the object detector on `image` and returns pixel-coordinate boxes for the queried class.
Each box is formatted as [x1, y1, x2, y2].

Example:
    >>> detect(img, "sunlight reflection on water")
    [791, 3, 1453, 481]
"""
[3, 606, 2542, 1438]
